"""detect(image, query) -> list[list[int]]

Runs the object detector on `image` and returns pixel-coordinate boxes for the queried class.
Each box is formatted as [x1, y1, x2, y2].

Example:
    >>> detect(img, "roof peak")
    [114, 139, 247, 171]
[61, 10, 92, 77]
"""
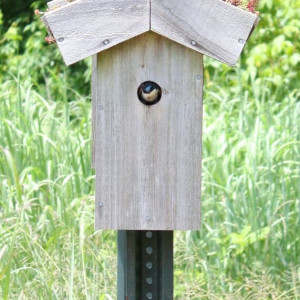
[42, 0, 259, 66]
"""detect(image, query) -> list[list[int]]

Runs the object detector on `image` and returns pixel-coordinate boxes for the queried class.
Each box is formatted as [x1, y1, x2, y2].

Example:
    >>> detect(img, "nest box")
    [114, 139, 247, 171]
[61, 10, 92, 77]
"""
[43, 0, 259, 230]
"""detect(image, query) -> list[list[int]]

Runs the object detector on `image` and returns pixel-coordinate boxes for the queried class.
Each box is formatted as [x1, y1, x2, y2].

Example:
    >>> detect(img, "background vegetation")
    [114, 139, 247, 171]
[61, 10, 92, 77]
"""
[0, 0, 299, 299]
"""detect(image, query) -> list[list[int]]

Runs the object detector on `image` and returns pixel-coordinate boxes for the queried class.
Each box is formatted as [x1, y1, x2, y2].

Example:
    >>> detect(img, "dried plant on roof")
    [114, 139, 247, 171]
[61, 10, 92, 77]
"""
[223, 0, 260, 15]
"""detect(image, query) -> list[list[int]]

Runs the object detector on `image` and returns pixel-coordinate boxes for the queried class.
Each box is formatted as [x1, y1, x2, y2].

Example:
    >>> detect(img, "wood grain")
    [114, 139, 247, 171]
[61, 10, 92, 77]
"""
[151, 0, 259, 66]
[43, 0, 150, 65]
[43, 0, 258, 66]
[94, 32, 203, 230]
[91, 54, 98, 169]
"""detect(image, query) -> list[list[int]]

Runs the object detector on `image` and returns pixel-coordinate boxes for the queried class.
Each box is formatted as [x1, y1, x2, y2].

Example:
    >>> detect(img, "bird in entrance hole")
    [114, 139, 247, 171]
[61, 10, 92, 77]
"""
[137, 81, 162, 105]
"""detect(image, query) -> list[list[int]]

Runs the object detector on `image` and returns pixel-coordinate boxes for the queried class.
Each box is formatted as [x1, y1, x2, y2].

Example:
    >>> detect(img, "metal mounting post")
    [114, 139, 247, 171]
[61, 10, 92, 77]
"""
[117, 231, 173, 300]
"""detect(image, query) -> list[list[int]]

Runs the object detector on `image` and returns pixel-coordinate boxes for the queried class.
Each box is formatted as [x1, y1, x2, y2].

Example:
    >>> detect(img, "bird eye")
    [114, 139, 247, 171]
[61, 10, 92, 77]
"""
[137, 81, 162, 106]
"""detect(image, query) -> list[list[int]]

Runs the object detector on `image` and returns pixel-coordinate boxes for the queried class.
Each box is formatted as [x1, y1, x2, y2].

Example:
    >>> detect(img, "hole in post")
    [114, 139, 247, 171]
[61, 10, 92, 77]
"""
[146, 277, 153, 285]
[146, 247, 153, 254]
[146, 262, 153, 269]
[146, 292, 153, 299]
[137, 81, 162, 106]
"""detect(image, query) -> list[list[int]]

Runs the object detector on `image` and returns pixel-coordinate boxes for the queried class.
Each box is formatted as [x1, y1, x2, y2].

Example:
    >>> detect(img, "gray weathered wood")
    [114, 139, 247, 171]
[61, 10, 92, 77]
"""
[47, 0, 69, 10]
[151, 0, 259, 66]
[91, 54, 98, 169]
[43, 0, 70, 38]
[42, 0, 258, 67]
[43, 0, 150, 65]
[94, 32, 203, 230]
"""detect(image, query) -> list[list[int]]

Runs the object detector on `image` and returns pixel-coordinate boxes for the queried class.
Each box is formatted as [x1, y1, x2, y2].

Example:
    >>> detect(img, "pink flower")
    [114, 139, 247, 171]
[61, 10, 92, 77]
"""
[222, 0, 260, 15]
[246, 0, 260, 15]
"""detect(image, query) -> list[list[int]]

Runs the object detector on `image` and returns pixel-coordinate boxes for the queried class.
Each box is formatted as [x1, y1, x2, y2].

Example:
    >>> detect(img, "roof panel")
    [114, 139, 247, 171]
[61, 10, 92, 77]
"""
[44, 0, 150, 65]
[42, 0, 258, 66]
[151, 0, 259, 66]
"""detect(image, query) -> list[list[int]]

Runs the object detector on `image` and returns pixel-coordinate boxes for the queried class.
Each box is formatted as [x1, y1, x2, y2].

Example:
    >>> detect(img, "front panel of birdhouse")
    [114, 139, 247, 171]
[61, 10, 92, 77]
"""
[94, 32, 203, 230]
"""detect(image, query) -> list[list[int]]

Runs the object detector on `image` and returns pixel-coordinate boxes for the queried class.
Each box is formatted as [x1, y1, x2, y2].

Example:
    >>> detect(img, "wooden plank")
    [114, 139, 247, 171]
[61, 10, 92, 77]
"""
[91, 54, 97, 169]
[151, 0, 259, 66]
[43, 0, 150, 65]
[94, 32, 203, 230]
[47, 0, 69, 10]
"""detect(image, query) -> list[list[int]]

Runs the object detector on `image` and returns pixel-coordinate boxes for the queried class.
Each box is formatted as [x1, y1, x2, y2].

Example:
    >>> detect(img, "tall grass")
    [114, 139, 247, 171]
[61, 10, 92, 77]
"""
[0, 63, 299, 299]
[174, 63, 300, 298]
[0, 74, 116, 299]
[0, 0, 300, 297]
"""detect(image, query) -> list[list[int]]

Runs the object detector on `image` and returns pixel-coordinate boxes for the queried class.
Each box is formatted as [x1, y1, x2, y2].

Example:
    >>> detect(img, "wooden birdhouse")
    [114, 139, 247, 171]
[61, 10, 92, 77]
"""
[42, 0, 259, 231]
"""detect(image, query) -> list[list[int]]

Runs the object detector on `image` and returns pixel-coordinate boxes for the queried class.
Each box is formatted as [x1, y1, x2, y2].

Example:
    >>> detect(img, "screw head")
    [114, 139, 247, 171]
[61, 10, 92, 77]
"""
[238, 38, 245, 44]
[103, 39, 110, 45]
[58, 37, 64, 42]
[191, 40, 197, 46]
[146, 292, 153, 299]
[98, 201, 104, 208]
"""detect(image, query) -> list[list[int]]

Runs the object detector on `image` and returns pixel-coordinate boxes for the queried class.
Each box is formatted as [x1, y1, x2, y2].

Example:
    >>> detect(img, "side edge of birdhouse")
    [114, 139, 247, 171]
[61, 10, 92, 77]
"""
[91, 54, 98, 169]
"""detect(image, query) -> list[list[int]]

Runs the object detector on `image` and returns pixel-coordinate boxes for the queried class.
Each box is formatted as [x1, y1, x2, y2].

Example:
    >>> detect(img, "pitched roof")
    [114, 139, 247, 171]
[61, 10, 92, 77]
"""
[43, 0, 259, 66]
